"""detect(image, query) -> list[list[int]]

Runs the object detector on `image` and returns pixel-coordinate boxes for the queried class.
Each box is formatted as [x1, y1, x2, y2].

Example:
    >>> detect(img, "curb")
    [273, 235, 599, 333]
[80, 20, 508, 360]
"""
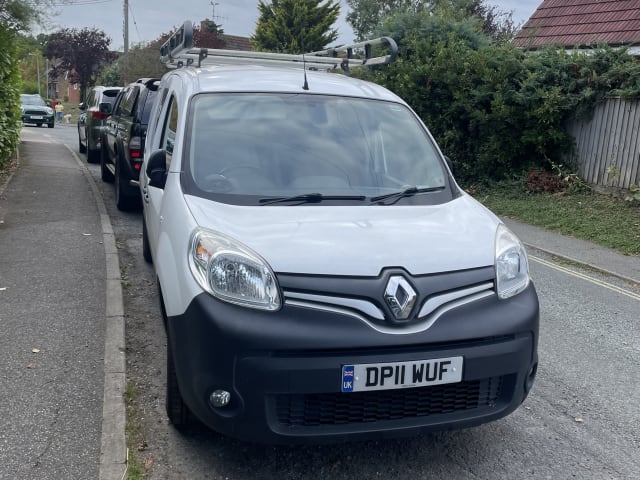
[524, 242, 640, 287]
[65, 145, 128, 479]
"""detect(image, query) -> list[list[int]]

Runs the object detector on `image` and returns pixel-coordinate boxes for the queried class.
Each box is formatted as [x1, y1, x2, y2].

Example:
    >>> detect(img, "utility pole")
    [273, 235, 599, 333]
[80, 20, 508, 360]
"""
[36, 55, 41, 96]
[123, 0, 129, 55]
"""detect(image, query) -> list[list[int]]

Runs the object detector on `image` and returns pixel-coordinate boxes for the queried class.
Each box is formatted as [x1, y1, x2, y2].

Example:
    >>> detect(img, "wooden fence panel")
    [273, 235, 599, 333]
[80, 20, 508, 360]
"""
[566, 97, 640, 190]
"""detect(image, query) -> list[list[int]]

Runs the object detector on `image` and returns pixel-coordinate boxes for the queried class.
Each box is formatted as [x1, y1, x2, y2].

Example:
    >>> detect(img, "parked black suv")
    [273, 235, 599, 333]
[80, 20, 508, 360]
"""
[100, 78, 160, 211]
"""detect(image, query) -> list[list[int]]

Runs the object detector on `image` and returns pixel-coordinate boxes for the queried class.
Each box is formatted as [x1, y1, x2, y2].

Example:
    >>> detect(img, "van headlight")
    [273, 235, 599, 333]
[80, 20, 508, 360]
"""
[45, 107, 54, 115]
[495, 224, 530, 299]
[188, 229, 281, 310]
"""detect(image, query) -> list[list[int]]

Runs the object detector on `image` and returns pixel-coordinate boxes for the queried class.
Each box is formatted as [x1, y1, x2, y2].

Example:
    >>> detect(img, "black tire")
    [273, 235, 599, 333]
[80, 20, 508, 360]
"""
[115, 157, 138, 211]
[142, 218, 152, 264]
[87, 147, 100, 164]
[78, 132, 87, 153]
[47, 123, 54, 129]
[100, 145, 114, 183]
[36, 123, 42, 127]
[166, 334, 192, 428]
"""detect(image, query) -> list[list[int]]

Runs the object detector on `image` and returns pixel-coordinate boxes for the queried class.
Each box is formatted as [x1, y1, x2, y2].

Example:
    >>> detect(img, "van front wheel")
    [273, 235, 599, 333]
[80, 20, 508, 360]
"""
[166, 339, 192, 429]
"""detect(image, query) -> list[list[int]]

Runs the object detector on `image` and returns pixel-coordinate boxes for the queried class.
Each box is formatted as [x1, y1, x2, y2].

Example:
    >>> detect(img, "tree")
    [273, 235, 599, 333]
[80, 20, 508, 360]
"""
[346, 0, 419, 41]
[252, 0, 340, 53]
[0, 0, 56, 31]
[98, 43, 166, 85]
[45, 27, 114, 102]
[346, 0, 516, 42]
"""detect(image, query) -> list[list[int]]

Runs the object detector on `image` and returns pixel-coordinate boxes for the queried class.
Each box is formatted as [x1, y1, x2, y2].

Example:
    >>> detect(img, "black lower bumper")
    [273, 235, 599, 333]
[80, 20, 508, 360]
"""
[166, 283, 539, 444]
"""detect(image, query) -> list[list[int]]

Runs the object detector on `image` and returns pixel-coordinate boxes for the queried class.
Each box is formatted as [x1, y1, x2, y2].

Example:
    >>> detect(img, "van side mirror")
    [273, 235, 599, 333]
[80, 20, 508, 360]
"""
[147, 149, 167, 189]
[79, 102, 87, 110]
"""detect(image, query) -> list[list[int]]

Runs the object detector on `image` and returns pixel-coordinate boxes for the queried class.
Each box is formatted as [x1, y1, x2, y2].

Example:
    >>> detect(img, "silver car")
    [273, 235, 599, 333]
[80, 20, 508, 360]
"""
[77, 86, 121, 163]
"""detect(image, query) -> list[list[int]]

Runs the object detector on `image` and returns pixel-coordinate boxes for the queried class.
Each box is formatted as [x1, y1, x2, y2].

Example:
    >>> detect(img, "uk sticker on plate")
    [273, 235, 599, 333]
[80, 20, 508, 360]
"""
[341, 357, 463, 393]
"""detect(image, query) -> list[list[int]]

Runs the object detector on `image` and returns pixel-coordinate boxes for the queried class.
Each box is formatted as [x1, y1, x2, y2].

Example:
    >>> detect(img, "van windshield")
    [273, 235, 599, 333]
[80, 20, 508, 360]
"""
[185, 93, 448, 204]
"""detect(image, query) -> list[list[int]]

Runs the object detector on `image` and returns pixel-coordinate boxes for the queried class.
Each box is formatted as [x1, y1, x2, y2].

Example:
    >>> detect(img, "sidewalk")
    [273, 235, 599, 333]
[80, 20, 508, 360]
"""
[0, 130, 125, 479]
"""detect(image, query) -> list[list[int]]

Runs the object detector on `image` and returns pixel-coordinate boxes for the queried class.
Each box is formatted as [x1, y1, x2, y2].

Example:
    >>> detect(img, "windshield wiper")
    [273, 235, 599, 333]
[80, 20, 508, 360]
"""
[259, 193, 366, 206]
[370, 186, 445, 205]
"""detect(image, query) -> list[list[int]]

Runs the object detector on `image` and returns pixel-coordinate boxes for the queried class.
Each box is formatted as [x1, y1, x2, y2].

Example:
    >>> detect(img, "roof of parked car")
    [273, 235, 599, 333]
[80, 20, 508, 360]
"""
[173, 65, 402, 102]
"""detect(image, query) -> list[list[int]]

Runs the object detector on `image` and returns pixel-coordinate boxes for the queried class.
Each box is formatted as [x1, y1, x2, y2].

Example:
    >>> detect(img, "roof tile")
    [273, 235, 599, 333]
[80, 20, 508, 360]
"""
[514, 0, 640, 47]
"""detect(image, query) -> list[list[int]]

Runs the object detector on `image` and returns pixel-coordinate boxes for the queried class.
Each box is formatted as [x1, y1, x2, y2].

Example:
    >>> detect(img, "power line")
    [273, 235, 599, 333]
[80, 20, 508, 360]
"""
[128, 1, 141, 43]
[49, 0, 114, 6]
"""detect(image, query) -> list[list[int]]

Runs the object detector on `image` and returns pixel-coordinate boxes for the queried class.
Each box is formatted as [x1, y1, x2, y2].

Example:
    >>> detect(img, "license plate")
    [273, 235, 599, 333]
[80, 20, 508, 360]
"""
[341, 356, 463, 393]
[30, 115, 43, 120]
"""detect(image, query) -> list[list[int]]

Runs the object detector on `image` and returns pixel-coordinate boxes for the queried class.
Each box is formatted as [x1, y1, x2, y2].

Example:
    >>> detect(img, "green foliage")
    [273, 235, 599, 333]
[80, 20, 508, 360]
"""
[97, 42, 166, 85]
[252, 0, 340, 53]
[0, 27, 21, 169]
[346, 0, 517, 42]
[17, 48, 45, 94]
[476, 181, 640, 256]
[358, 11, 640, 183]
[626, 184, 640, 204]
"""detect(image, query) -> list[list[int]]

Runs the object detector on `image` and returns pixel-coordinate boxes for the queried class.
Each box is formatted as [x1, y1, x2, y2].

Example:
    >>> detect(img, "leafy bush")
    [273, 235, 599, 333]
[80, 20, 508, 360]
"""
[0, 28, 22, 170]
[359, 12, 640, 184]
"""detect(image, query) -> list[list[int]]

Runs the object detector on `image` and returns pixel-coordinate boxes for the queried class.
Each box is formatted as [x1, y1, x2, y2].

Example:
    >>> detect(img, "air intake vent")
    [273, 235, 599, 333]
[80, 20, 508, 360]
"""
[276, 376, 507, 427]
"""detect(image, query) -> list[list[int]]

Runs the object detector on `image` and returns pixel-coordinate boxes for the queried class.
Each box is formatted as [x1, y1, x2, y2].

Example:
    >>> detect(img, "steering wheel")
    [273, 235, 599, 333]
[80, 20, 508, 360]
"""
[218, 165, 263, 176]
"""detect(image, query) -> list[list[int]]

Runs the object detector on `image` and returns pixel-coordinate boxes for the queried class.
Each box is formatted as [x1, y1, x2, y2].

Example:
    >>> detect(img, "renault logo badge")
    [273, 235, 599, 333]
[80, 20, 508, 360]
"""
[384, 276, 416, 320]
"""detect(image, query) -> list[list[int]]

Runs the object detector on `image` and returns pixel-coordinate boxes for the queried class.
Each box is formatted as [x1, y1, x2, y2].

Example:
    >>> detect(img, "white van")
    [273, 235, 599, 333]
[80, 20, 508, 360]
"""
[140, 21, 539, 444]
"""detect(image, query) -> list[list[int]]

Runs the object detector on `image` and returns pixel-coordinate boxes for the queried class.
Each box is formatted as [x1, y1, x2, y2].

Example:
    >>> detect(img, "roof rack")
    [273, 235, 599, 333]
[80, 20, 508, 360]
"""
[160, 21, 398, 74]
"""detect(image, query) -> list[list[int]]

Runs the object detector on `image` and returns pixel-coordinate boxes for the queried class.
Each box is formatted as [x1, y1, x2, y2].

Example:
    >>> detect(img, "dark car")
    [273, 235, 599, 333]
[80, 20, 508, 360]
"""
[100, 78, 160, 211]
[77, 86, 121, 163]
[20, 94, 55, 128]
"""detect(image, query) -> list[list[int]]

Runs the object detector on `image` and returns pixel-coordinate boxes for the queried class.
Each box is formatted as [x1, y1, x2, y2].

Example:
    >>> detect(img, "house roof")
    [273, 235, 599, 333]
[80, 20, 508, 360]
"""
[221, 34, 253, 51]
[513, 0, 640, 49]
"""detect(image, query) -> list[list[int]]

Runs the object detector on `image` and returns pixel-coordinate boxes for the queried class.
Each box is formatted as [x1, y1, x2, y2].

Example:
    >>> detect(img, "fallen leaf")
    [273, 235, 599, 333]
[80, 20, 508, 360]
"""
[82, 233, 92, 236]
[574, 417, 584, 423]
[144, 457, 154, 470]
[27, 363, 36, 369]
[32, 348, 40, 353]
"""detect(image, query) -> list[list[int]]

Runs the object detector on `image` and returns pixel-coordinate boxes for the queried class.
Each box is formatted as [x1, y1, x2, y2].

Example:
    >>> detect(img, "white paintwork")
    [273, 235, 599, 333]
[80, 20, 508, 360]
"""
[183, 193, 499, 276]
[141, 62, 512, 317]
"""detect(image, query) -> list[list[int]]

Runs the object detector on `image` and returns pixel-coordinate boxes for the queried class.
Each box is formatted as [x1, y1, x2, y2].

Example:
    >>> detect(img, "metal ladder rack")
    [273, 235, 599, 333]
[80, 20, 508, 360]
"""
[160, 21, 398, 73]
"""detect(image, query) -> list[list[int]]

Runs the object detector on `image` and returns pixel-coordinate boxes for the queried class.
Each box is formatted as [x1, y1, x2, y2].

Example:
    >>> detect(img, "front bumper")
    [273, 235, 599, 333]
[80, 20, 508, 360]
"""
[22, 113, 54, 125]
[167, 282, 539, 444]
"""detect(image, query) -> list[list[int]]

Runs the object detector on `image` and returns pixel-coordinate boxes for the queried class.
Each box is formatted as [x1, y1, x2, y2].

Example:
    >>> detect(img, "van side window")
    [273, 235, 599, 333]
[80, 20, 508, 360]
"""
[161, 96, 178, 168]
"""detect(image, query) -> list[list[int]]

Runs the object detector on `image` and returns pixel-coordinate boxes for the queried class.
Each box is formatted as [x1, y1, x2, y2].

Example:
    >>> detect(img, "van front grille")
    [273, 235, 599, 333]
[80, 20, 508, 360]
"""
[275, 376, 505, 427]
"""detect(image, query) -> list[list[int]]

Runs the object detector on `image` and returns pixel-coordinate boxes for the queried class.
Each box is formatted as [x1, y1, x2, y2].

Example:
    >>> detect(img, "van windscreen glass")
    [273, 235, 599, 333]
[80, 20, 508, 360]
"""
[185, 93, 448, 204]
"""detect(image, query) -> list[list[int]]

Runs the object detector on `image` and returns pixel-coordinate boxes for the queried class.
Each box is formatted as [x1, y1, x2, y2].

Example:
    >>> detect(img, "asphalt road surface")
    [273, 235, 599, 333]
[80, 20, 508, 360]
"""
[47, 125, 640, 479]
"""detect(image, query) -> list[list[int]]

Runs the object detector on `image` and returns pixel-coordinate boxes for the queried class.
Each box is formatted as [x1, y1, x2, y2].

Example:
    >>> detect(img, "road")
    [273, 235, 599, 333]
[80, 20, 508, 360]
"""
[47, 125, 640, 479]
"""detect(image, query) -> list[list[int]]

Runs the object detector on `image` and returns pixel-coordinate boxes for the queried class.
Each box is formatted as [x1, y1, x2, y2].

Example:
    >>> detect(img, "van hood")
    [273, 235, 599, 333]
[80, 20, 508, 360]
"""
[184, 194, 500, 276]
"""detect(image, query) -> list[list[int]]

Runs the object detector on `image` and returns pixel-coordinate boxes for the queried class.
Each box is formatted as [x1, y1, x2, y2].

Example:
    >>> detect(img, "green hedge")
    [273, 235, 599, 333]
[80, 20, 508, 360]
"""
[0, 28, 22, 170]
[364, 12, 640, 182]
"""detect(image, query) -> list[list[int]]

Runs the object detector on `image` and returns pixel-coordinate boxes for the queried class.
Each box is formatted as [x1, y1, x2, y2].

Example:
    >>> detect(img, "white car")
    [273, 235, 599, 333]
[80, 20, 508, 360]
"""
[140, 22, 539, 444]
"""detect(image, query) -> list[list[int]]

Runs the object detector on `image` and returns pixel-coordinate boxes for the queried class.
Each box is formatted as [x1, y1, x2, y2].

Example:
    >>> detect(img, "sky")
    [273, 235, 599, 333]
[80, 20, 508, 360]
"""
[42, 0, 543, 52]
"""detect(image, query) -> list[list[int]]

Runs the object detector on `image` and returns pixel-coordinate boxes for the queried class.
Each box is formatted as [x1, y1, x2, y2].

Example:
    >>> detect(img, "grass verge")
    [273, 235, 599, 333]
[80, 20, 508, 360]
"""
[473, 181, 640, 256]
[124, 381, 148, 479]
